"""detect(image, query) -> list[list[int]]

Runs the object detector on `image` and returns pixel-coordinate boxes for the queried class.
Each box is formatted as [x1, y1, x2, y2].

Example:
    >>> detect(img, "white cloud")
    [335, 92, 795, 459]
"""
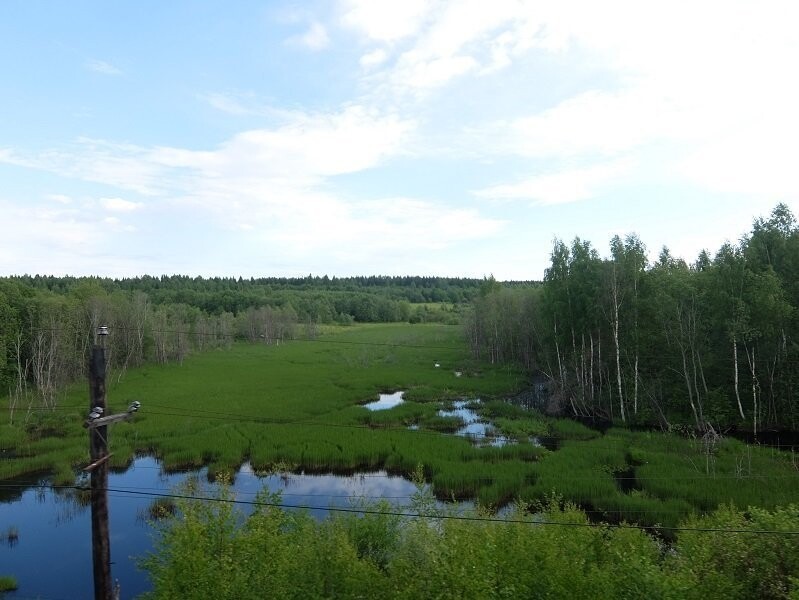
[200, 105, 414, 181]
[292, 22, 330, 51]
[343, 0, 571, 94]
[200, 92, 303, 120]
[475, 159, 633, 205]
[202, 92, 259, 116]
[101, 197, 143, 212]
[0, 106, 511, 271]
[85, 59, 122, 76]
[339, 0, 799, 203]
[498, 88, 664, 159]
[359, 48, 388, 68]
[4, 106, 414, 197]
[396, 54, 478, 89]
[679, 118, 799, 198]
[45, 194, 72, 204]
[248, 192, 505, 264]
[340, 0, 435, 42]
[0, 200, 99, 272]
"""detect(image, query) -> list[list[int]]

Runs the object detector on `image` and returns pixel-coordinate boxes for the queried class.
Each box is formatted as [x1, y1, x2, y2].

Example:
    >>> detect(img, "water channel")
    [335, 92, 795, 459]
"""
[438, 399, 514, 447]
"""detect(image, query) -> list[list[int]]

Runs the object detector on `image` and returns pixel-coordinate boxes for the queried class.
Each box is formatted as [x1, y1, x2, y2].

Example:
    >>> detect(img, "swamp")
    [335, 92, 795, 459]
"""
[2, 323, 799, 598]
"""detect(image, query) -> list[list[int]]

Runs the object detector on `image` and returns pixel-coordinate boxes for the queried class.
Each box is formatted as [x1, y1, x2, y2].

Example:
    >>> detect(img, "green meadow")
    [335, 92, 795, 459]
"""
[3, 323, 798, 530]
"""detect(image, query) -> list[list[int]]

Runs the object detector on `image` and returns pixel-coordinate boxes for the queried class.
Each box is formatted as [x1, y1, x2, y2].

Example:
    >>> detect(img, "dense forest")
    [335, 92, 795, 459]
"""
[467, 204, 799, 431]
[10, 274, 494, 312]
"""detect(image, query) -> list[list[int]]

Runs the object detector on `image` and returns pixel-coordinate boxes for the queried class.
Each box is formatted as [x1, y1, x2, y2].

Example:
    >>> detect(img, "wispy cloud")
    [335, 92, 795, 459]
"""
[200, 91, 297, 119]
[340, 0, 434, 43]
[85, 59, 122, 76]
[202, 92, 257, 116]
[289, 22, 330, 51]
[101, 197, 142, 212]
[475, 159, 634, 206]
[45, 193, 72, 204]
[359, 48, 388, 69]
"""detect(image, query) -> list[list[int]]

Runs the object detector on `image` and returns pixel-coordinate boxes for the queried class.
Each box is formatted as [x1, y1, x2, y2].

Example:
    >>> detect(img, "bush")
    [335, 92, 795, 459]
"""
[140, 478, 799, 600]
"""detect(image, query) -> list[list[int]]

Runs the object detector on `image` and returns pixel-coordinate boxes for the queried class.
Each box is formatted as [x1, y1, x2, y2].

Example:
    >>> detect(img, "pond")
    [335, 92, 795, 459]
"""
[363, 391, 405, 411]
[438, 400, 514, 447]
[0, 457, 427, 599]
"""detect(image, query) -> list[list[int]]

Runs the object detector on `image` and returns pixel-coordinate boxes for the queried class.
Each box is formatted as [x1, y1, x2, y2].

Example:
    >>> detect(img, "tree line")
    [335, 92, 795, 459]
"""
[11, 274, 501, 312]
[466, 204, 799, 431]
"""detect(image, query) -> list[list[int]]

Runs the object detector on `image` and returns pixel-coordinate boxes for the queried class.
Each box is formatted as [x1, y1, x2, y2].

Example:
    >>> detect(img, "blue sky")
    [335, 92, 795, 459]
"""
[1, 1, 797, 280]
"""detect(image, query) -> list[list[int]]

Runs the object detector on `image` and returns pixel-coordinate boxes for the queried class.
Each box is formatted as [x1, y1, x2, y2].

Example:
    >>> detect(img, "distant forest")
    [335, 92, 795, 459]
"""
[9, 274, 499, 313]
[467, 204, 799, 431]
[0, 275, 530, 405]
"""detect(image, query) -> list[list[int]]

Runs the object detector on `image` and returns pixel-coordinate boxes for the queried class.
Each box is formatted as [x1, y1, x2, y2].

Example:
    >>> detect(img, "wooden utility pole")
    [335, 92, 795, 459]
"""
[85, 326, 139, 600]
[89, 336, 112, 600]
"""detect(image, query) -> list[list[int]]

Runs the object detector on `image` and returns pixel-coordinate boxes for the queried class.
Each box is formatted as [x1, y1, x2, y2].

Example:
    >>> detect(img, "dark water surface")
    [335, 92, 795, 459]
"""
[0, 457, 423, 599]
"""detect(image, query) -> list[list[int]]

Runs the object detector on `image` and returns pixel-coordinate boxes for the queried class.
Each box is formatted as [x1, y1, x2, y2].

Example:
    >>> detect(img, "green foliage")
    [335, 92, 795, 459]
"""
[671, 504, 799, 599]
[141, 480, 799, 600]
[469, 203, 799, 430]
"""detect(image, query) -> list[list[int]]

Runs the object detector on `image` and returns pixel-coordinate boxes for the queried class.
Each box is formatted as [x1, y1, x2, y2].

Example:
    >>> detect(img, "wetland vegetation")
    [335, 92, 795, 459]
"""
[2, 322, 797, 531]
[3, 206, 799, 597]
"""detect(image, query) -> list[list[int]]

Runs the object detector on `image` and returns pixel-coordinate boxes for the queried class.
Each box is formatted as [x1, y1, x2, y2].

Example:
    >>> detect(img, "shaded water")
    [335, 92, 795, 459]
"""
[0, 457, 425, 599]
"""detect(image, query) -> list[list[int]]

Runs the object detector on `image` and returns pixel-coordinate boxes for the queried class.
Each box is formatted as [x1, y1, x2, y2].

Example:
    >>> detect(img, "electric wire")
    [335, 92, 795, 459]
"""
[7, 481, 799, 536]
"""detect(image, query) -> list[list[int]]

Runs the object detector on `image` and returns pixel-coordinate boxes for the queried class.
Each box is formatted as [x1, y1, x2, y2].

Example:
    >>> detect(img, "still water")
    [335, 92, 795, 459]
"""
[438, 399, 514, 447]
[0, 457, 423, 599]
[363, 391, 405, 411]
[3, 395, 550, 598]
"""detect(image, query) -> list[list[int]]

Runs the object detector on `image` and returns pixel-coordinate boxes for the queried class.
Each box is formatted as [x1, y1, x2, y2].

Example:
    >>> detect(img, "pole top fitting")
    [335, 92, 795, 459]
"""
[97, 326, 110, 336]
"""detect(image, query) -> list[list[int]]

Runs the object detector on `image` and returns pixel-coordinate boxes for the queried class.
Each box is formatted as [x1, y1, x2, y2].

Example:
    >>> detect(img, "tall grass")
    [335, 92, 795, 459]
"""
[2, 322, 798, 527]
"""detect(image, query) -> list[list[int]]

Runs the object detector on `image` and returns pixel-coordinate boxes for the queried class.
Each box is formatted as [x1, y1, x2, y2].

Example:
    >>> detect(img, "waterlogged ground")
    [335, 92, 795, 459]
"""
[3, 326, 799, 596]
[0, 456, 429, 599]
[438, 399, 513, 447]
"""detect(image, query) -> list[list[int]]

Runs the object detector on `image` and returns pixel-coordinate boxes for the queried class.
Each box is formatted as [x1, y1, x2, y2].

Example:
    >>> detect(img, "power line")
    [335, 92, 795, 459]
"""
[14, 482, 799, 536]
[2, 462, 797, 486]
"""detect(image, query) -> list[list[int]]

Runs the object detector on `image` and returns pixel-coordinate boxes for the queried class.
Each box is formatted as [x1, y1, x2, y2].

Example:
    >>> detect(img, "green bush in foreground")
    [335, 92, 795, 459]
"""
[141, 480, 799, 600]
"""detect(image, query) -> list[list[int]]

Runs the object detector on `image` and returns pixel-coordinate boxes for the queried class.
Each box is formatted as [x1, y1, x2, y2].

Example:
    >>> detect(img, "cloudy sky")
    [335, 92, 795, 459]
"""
[1, 1, 797, 280]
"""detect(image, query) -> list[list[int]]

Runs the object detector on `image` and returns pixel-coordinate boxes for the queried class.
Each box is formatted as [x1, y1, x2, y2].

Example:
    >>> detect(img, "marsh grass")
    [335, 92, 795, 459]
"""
[0, 575, 18, 592]
[144, 498, 177, 521]
[2, 323, 798, 527]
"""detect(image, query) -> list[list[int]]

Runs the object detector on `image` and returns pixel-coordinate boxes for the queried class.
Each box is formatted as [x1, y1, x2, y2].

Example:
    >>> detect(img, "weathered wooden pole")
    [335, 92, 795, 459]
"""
[89, 328, 112, 600]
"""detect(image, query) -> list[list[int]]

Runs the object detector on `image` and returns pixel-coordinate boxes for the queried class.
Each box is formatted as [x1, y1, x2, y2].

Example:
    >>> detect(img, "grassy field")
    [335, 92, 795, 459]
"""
[2, 322, 798, 530]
